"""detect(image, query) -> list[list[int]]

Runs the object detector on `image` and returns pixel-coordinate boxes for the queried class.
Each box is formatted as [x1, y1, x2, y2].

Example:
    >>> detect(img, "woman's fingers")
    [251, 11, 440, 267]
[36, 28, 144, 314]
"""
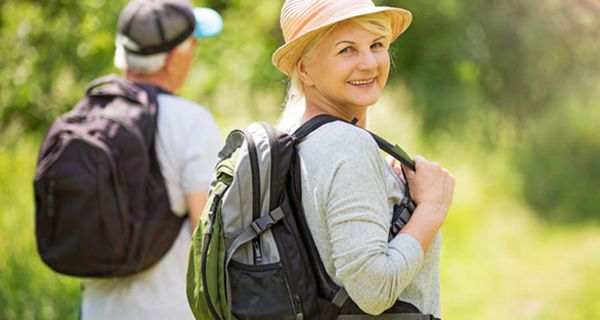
[404, 155, 455, 210]
[386, 155, 403, 176]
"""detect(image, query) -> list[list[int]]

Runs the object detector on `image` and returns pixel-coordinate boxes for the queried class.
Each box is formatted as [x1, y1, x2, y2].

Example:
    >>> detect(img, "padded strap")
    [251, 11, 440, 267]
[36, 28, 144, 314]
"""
[85, 75, 165, 115]
[293, 114, 415, 170]
[86, 74, 141, 102]
[292, 114, 339, 141]
[85, 74, 122, 93]
[369, 132, 415, 171]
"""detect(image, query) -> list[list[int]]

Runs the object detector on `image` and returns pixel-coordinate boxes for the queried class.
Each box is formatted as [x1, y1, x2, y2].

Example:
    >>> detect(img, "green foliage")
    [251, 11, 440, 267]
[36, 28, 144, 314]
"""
[0, 131, 80, 320]
[3, 0, 599, 135]
[183, 0, 286, 122]
[382, 0, 600, 134]
[0, 0, 127, 132]
[516, 101, 600, 223]
[1, 0, 600, 318]
[378, 0, 600, 221]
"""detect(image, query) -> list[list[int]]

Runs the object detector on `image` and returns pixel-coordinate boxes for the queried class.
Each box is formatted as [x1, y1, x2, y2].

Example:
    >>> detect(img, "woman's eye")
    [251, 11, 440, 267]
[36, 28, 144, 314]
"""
[338, 47, 353, 55]
[371, 42, 385, 49]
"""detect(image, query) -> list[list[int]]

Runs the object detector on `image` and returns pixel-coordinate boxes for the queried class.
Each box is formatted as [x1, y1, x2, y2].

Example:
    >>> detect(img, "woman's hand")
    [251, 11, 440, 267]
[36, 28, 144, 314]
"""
[386, 156, 405, 181]
[403, 156, 455, 227]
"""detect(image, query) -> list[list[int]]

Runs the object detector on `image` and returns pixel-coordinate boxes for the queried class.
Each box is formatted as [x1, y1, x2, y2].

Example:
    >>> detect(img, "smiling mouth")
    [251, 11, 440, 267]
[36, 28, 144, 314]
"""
[348, 78, 376, 86]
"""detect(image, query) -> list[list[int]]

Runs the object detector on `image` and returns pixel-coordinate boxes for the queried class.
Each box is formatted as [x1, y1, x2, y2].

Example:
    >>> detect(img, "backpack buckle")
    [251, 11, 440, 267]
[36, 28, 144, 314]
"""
[250, 207, 285, 236]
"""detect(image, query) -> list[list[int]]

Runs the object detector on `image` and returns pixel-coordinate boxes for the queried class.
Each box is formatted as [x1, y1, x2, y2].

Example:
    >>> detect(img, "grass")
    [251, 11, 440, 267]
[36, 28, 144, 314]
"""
[370, 95, 600, 319]
[1, 101, 599, 319]
[0, 132, 80, 320]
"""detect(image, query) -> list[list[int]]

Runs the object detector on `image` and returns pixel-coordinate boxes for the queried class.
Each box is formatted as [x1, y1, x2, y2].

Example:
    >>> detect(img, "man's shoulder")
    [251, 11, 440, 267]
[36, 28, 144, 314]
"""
[157, 93, 205, 110]
[156, 93, 213, 120]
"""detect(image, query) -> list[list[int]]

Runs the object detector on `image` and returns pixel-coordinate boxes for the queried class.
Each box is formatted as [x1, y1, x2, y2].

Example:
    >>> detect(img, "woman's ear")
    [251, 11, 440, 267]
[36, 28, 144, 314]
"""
[297, 59, 314, 87]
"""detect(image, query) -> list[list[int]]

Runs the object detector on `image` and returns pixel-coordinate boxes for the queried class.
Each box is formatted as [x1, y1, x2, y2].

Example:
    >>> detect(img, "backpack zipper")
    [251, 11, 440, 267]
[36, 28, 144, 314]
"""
[281, 263, 304, 319]
[294, 294, 304, 320]
[46, 180, 56, 217]
[252, 240, 263, 264]
[201, 184, 230, 320]
[233, 129, 264, 265]
[36, 131, 74, 179]
[45, 180, 56, 243]
[201, 193, 223, 320]
[276, 217, 309, 319]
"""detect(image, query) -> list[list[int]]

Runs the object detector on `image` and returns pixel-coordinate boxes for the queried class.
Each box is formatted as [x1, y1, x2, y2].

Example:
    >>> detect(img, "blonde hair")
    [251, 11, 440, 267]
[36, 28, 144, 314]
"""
[278, 12, 394, 131]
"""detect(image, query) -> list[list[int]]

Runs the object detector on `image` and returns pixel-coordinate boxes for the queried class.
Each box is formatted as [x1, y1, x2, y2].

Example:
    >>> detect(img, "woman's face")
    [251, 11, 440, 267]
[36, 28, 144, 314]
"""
[301, 19, 391, 110]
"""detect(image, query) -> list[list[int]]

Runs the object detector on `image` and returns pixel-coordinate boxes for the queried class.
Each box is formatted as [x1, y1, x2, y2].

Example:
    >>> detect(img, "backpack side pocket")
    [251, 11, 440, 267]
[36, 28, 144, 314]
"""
[228, 260, 299, 320]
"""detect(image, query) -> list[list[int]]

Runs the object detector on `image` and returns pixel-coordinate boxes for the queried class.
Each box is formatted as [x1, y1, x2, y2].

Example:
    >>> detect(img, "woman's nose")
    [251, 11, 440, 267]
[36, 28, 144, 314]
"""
[357, 51, 378, 71]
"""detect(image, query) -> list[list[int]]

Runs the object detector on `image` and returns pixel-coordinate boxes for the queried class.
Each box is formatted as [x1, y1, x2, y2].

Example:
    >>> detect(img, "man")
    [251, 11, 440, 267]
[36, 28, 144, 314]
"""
[81, 0, 223, 319]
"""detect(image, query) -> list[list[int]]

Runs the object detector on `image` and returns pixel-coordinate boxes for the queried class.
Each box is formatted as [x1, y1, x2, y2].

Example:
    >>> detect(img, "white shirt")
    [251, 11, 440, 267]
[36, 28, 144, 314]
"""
[81, 93, 222, 320]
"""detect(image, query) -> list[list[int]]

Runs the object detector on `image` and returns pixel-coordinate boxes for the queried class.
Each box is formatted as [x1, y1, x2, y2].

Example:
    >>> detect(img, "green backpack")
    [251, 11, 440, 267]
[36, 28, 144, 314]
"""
[187, 116, 438, 320]
[187, 153, 235, 319]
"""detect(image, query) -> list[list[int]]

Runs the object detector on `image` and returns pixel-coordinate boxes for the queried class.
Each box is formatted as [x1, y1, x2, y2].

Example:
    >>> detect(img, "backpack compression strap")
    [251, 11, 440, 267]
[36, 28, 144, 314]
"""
[293, 114, 415, 171]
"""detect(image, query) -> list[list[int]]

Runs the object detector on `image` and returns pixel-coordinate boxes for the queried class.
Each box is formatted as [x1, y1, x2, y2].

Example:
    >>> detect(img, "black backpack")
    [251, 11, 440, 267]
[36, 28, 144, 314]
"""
[186, 115, 439, 319]
[34, 75, 185, 277]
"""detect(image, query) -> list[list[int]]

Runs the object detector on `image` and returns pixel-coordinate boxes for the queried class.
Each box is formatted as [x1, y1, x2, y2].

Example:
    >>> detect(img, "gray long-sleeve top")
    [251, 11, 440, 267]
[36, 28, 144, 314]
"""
[297, 121, 441, 317]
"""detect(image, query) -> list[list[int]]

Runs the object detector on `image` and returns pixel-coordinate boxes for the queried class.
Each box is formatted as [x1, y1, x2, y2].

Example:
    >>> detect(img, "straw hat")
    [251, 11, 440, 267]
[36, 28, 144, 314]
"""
[272, 0, 412, 76]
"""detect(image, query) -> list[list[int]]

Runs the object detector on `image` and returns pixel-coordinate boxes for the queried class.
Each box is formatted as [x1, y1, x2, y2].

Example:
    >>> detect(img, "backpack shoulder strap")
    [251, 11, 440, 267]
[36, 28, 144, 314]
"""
[369, 131, 415, 171]
[85, 74, 122, 92]
[292, 114, 339, 141]
[85, 74, 163, 112]
[293, 114, 415, 170]
[86, 74, 141, 102]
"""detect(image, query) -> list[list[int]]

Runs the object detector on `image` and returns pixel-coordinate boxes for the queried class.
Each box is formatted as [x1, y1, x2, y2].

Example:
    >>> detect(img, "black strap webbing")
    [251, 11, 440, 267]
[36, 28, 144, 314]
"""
[292, 114, 339, 141]
[293, 115, 415, 170]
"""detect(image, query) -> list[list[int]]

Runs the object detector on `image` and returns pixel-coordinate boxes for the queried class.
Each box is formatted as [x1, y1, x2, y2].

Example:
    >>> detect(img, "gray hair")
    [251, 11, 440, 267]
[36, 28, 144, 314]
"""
[114, 35, 193, 74]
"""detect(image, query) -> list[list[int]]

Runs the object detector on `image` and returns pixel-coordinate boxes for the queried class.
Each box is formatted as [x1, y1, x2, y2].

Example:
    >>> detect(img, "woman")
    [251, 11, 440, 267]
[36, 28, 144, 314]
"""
[272, 0, 455, 318]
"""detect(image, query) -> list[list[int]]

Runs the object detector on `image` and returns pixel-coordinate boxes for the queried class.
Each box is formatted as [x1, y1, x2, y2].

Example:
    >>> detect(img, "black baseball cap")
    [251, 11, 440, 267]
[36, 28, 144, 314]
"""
[117, 0, 223, 55]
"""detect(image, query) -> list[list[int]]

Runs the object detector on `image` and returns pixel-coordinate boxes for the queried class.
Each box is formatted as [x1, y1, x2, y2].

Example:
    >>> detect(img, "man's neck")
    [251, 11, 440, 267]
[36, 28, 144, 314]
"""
[125, 70, 176, 93]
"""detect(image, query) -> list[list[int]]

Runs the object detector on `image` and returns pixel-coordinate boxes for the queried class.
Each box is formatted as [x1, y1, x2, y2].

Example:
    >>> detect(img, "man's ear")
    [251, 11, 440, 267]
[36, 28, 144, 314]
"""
[297, 59, 314, 87]
[164, 49, 177, 73]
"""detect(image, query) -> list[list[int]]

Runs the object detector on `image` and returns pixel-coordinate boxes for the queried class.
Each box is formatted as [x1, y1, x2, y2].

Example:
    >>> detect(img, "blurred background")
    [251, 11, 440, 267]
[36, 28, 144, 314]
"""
[1, 0, 599, 319]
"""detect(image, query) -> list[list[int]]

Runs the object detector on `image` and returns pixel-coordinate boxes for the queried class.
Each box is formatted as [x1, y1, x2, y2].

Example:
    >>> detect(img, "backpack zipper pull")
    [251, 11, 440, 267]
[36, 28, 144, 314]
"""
[252, 240, 263, 264]
[294, 295, 304, 320]
[47, 180, 56, 217]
